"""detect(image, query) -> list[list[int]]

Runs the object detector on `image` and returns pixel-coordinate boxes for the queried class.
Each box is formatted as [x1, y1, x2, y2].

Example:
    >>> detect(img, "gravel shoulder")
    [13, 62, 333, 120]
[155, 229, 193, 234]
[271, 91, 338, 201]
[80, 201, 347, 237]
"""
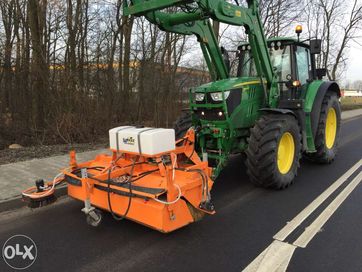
[0, 142, 108, 165]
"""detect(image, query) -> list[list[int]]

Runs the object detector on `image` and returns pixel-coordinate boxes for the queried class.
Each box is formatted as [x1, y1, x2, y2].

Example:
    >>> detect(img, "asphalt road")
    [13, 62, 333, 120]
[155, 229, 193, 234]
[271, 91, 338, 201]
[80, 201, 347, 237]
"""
[0, 116, 361, 272]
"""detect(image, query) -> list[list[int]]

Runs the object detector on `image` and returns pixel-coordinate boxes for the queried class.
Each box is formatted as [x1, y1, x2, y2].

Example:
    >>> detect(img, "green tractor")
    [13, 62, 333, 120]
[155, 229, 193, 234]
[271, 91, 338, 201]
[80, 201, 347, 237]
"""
[124, 0, 341, 189]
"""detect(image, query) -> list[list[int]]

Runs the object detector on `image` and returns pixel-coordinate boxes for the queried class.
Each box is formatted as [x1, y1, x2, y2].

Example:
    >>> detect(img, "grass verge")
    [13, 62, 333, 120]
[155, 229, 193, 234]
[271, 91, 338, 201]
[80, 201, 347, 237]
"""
[341, 97, 362, 111]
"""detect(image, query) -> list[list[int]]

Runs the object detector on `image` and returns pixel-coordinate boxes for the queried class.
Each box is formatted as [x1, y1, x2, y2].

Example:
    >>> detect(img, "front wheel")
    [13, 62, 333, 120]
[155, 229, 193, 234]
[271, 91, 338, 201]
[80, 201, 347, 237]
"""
[245, 114, 301, 189]
[174, 111, 192, 140]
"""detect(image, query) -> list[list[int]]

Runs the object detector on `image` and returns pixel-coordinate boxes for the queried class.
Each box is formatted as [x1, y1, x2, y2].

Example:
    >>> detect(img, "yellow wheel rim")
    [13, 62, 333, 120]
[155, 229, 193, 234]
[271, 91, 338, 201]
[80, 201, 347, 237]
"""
[277, 132, 295, 174]
[325, 108, 337, 149]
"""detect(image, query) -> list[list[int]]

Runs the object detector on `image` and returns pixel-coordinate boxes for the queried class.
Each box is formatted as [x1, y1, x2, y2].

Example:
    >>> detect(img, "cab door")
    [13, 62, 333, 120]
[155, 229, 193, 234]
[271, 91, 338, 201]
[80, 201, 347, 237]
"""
[294, 45, 311, 87]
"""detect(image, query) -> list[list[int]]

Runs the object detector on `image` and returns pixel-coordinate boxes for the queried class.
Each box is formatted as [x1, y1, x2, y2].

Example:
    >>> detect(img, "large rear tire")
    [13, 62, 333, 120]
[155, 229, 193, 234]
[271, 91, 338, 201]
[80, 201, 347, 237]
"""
[305, 91, 341, 163]
[246, 114, 301, 189]
[174, 111, 192, 140]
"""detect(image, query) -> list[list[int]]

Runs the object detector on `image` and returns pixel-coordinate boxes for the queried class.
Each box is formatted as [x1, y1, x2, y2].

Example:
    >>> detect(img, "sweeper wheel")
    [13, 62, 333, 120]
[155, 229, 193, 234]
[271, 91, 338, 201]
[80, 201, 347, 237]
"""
[86, 209, 103, 227]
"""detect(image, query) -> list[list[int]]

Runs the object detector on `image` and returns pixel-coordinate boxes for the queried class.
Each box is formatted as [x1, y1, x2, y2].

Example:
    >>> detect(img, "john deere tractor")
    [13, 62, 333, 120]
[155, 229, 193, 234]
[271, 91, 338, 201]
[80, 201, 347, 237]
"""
[124, 0, 341, 189]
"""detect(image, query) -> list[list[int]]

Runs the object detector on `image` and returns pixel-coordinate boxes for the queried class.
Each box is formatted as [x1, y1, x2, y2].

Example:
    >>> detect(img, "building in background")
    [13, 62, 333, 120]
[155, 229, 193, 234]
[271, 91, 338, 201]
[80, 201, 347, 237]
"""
[341, 89, 362, 97]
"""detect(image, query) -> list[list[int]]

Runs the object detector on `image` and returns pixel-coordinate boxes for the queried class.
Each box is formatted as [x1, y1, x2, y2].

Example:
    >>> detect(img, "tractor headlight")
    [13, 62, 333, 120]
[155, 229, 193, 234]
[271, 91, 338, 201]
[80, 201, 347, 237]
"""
[195, 93, 205, 101]
[210, 91, 230, 101]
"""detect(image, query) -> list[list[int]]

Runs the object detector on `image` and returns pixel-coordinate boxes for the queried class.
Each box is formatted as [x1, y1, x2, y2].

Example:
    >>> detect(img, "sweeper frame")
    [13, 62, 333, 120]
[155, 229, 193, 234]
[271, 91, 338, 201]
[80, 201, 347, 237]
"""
[23, 129, 215, 233]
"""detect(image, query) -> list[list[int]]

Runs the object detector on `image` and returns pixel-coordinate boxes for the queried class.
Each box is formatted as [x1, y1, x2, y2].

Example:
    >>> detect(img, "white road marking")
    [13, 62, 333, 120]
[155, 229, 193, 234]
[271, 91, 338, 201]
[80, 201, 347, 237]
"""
[294, 171, 362, 248]
[243, 240, 296, 272]
[274, 159, 362, 241]
[242, 159, 362, 272]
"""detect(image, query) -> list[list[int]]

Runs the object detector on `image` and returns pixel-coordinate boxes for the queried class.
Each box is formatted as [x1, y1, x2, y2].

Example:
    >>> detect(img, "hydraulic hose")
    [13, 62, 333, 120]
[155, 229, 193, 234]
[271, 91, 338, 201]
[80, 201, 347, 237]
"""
[153, 184, 182, 205]
[175, 167, 209, 202]
[22, 172, 65, 199]
[106, 157, 138, 221]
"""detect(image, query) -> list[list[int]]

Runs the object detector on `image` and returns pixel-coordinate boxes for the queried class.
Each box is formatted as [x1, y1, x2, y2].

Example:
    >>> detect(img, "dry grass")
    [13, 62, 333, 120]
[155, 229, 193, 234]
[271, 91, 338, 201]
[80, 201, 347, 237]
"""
[340, 97, 362, 111]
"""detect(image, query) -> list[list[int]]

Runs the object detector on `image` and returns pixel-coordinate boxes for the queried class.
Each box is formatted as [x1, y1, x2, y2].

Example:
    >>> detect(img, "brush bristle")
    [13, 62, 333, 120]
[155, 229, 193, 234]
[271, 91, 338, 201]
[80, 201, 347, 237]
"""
[25, 194, 57, 208]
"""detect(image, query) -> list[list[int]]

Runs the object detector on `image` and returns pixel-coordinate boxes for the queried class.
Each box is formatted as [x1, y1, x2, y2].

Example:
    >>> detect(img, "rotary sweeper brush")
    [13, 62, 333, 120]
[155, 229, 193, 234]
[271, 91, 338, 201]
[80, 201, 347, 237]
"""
[23, 127, 215, 232]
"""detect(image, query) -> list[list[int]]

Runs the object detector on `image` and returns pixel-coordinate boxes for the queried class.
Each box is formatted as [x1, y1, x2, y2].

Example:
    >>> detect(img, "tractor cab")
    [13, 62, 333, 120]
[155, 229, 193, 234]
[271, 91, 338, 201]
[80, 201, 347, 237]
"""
[235, 36, 324, 109]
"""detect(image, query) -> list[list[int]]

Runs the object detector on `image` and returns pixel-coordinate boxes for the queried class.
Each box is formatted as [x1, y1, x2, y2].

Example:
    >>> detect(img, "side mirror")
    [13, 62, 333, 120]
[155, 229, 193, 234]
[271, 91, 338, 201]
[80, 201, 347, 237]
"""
[316, 68, 326, 79]
[221, 46, 230, 72]
[310, 39, 322, 55]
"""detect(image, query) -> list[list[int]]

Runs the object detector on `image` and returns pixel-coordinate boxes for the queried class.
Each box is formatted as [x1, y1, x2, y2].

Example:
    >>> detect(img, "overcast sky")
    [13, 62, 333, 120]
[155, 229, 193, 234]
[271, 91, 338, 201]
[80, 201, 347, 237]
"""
[345, 41, 362, 83]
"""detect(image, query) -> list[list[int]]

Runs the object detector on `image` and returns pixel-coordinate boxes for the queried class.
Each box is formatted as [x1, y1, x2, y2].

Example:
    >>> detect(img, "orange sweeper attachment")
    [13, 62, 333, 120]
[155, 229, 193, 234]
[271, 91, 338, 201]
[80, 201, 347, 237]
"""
[22, 127, 215, 232]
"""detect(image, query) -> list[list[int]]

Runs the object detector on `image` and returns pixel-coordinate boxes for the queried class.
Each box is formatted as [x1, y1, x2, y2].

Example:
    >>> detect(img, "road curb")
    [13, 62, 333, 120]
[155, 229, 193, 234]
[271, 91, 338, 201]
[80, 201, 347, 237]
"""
[341, 108, 362, 120]
[0, 109, 361, 214]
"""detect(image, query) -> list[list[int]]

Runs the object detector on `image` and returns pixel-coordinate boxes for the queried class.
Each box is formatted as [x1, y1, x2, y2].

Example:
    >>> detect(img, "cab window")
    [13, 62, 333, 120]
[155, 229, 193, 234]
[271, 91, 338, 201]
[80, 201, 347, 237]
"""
[269, 45, 292, 83]
[236, 45, 292, 84]
[295, 46, 310, 85]
[234, 49, 257, 77]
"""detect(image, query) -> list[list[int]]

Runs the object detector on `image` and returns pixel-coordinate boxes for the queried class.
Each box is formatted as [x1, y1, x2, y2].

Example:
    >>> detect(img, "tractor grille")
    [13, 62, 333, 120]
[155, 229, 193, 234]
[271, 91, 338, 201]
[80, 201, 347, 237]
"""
[193, 88, 242, 121]
[194, 108, 226, 121]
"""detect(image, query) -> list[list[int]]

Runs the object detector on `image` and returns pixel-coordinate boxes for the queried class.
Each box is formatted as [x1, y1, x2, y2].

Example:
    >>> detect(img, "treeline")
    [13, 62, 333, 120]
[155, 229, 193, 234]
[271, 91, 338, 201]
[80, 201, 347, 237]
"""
[0, 0, 361, 147]
[0, 0, 207, 147]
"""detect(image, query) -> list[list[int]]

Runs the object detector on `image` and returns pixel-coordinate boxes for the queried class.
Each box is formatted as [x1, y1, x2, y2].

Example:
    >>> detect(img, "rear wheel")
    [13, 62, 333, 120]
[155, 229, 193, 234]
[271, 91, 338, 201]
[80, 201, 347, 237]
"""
[245, 114, 301, 189]
[305, 91, 341, 163]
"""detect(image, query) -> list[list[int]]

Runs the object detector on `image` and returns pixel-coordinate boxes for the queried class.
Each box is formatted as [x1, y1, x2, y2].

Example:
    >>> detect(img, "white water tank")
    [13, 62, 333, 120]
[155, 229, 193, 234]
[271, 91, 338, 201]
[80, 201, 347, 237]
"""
[109, 126, 175, 156]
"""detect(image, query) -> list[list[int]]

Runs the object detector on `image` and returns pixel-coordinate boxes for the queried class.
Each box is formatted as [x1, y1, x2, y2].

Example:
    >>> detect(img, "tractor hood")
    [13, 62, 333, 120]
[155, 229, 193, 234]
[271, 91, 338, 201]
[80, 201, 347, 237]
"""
[193, 77, 264, 93]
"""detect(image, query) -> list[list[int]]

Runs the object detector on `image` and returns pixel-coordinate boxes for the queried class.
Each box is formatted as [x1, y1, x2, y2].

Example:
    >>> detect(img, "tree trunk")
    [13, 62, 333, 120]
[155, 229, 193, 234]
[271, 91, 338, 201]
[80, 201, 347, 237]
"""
[28, 0, 49, 129]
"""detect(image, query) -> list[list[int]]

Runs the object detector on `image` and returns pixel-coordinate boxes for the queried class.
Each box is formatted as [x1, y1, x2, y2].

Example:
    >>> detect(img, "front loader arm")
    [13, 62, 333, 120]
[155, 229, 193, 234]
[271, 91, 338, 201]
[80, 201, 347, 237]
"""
[125, 2, 229, 80]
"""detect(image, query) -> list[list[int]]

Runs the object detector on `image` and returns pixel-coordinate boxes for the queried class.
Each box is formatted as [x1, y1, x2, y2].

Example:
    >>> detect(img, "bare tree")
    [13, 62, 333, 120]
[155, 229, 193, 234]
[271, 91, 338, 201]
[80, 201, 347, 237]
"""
[28, 0, 49, 129]
[259, 0, 304, 37]
[306, 0, 362, 81]
[0, 0, 16, 112]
